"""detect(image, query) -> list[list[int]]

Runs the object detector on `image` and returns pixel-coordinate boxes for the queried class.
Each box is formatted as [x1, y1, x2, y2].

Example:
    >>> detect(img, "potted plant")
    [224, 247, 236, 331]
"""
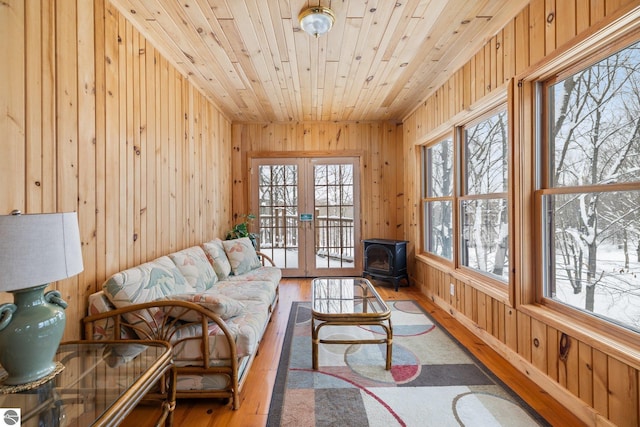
[226, 213, 258, 248]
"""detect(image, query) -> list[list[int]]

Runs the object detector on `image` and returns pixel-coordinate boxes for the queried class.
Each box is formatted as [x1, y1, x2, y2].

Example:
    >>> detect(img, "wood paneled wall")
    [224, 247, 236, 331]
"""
[0, 0, 232, 341]
[403, 1, 640, 426]
[231, 122, 403, 242]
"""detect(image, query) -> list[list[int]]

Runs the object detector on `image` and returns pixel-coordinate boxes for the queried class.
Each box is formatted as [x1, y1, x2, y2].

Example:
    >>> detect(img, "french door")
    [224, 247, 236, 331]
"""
[250, 157, 361, 277]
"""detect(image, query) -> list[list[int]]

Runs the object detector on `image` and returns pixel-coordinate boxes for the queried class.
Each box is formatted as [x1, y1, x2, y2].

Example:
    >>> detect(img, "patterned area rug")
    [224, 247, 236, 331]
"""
[267, 300, 549, 427]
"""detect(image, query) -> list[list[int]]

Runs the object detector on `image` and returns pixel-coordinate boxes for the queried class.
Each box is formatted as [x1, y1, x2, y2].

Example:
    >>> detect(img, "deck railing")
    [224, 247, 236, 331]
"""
[258, 211, 354, 262]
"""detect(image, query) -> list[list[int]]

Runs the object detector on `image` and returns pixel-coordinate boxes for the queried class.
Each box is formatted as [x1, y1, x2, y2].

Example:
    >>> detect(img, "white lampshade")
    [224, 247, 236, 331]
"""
[0, 212, 83, 291]
[298, 6, 335, 37]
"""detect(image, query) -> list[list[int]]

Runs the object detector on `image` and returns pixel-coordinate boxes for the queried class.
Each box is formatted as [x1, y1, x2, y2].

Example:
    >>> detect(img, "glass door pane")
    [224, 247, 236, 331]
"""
[255, 160, 305, 276]
[306, 158, 360, 277]
[313, 162, 356, 270]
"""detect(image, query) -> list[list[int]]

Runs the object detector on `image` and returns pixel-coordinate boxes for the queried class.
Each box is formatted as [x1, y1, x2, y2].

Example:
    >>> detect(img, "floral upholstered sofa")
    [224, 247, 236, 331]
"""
[83, 237, 280, 409]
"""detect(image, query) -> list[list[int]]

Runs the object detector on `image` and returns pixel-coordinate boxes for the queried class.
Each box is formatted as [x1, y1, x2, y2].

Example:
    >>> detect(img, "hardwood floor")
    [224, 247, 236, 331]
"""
[122, 278, 586, 427]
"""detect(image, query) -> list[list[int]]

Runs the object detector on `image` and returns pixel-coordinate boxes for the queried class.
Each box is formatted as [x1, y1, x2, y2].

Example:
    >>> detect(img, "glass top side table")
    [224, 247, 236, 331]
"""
[0, 340, 175, 427]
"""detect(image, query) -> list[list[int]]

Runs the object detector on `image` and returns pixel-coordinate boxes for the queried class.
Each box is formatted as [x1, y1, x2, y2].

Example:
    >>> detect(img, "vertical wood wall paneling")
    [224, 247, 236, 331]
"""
[185, 85, 194, 247]
[132, 28, 142, 266]
[578, 341, 593, 406]
[545, 0, 557, 56]
[403, 1, 640, 425]
[94, 0, 107, 294]
[138, 32, 148, 265]
[25, 1, 43, 214]
[56, 0, 81, 338]
[592, 348, 608, 419]
[104, 1, 120, 276]
[529, 0, 546, 64]
[42, 2, 57, 215]
[167, 66, 176, 254]
[118, 13, 128, 270]
[1, 0, 26, 216]
[159, 55, 169, 255]
[3, 1, 233, 341]
[124, 18, 135, 268]
[607, 356, 639, 427]
[576, 0, 590, 34]
[0, 1, 25, 306]
[142, 41, 153, 260]
[556, 1, 577, 46]
[77, 0, 98, 330]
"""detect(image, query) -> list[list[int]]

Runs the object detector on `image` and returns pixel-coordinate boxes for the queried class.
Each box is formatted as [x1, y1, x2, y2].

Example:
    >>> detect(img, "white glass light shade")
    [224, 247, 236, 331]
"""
[0, 212, 83, 291]
[298, 6, 335, 37]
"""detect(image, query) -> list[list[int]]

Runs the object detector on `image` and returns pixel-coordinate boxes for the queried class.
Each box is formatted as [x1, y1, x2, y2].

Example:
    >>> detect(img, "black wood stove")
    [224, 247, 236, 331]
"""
[362, 239, 409, 291]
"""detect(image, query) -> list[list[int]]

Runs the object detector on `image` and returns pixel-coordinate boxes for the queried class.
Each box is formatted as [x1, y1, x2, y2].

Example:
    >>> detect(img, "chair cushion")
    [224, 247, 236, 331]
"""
[222, 237, 262, 276]
[169, 246, 218, 291]
[201, 239, 232, 280]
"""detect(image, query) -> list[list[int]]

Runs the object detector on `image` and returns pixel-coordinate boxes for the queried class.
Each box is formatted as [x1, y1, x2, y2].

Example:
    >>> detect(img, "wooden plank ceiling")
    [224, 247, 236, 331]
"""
[110, 0, 529, 122]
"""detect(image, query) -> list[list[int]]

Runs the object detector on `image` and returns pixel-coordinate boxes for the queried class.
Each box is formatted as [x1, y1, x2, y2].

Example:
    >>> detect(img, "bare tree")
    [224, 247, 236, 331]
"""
[463, 111, 509, 279]
[427, 140, 453, 259]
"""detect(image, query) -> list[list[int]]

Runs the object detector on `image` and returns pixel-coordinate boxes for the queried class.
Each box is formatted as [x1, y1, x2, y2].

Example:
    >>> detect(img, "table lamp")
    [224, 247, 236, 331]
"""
[0, 211, 83, 385]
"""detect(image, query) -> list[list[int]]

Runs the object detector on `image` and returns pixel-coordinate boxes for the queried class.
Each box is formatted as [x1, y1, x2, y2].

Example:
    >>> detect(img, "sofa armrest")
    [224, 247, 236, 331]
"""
[256, 251, 276, 266]
[83, 300, 239, 369]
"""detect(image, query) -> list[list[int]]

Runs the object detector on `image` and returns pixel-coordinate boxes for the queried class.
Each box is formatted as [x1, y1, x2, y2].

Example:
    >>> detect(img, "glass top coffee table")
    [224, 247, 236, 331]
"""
[0, 340, 176, 427]
[311, 277, 393, 370]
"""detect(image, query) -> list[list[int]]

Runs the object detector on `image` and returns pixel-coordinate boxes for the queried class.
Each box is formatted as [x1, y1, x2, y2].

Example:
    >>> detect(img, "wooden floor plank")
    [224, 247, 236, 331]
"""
[122, 278, 585, 427]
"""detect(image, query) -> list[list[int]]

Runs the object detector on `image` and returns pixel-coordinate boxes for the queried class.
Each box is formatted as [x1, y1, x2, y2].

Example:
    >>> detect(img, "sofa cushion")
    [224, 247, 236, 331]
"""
[162, 292, 246, 321]
[214, 280, 277, 308]
[222, 237, 262, 276]
[224, 266, 282, 285]
[174, 356, 251, 392]
[170, 300, 270, 359]
[169, 246, 218, 291]
[202, 239, 232, 280]
[102, 256, 191, 337]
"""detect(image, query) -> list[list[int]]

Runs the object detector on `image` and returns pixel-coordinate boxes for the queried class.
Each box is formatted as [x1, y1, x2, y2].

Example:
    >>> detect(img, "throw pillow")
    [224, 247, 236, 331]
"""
[169, 246, 218, 291]
[201, 238, 232, 280]
[221, 237, 262, 276]
[162, 292, 246, 321]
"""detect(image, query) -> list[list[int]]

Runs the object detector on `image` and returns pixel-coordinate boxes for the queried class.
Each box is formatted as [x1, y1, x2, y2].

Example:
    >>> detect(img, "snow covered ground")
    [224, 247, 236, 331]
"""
[259, 248, 354, 270]
[553, 244, 640, 331]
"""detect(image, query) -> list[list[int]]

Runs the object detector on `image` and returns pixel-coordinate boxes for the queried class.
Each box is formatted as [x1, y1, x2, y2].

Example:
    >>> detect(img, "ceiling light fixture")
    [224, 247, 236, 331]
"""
[298, 6, 335, 37]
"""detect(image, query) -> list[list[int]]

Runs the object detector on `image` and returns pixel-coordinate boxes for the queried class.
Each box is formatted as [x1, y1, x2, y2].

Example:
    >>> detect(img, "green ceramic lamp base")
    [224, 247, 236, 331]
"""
[0, 284, 67, 385]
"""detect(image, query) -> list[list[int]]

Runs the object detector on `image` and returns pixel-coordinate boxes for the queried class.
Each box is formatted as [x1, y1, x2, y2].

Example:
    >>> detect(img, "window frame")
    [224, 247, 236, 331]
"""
[457, 106, 510, 287]
[418, 93, 512, 301]
[535, 32, 640, 336]
[420, 133, 455, 265]
[513, 14, 640, 347]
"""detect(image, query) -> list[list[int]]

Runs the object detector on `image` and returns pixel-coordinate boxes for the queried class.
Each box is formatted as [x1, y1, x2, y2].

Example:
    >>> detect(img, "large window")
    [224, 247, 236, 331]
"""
[421, 105, 509, 287]
[541, 38, 640, 332]
[422, 138, 454, 260]
[460, 109, 509, 282]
